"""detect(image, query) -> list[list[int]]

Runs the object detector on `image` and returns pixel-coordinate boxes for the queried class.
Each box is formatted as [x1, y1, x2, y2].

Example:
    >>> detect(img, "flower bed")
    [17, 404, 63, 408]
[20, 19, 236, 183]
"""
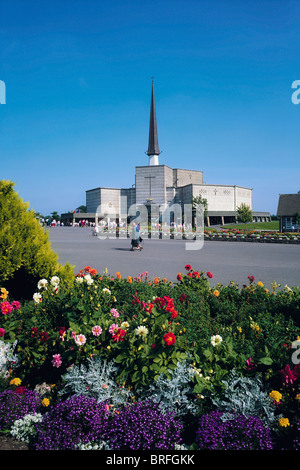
[1, 266, 300, 450]
[204, 229, 300, 243]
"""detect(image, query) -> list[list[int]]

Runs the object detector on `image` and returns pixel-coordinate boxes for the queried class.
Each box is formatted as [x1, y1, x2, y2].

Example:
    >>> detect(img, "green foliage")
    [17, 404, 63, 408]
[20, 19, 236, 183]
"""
[0, 180, 74, 299]
[236, 203, 253, 225]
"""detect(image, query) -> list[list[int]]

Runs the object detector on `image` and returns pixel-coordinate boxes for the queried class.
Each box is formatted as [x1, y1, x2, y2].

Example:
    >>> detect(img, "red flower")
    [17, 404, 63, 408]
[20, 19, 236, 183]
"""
[180, 293, 187, 303]
[177, 273, 182, 281]
[170, 309, 178, 320]
[185, 264, 192, 271]
[40, 331, 49, 342]
[207, 272, 213, 279]
[112, 328, 126, 343]
[163, 332, 176, 346]
[31, 327, 39, 337]
[15, 386, 27, 395]
[248, 275, 255, 284]
[192, 271, 200, 278]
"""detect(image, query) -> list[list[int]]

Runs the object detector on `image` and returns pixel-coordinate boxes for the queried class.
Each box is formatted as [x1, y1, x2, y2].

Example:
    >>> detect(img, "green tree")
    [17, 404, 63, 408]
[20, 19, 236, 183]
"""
[191, 194, 208, 226]
[0, 180, 73, 299]
[236, 203, 253, 226]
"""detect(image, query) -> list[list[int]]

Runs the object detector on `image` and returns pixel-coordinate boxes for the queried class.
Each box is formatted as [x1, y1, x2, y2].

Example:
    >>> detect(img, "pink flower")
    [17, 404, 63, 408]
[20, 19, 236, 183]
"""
[0, 328, 5, 337]
[52, 354, 62, 368]
[1, 302, 13, 315]
[246, 357, 255, 371]
[109, 323, 118, 334]
[75, 334, 86, 346]
[92, 325, 102, 336]
[110, 308, 119, 318]
[280, 364, 300, 386]
[11, 301, 21, 310]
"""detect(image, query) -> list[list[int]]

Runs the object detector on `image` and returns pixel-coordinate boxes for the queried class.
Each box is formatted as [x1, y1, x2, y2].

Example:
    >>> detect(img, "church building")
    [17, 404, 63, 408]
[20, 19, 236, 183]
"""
[84, 81, 254, 227]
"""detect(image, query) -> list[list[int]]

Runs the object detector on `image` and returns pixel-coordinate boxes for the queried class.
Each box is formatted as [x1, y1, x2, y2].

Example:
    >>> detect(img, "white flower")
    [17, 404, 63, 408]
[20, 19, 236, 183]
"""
[120, 321, 129, 330]
[33, 292, 42, 303]
[84, 274, 94, 285]
[50, 276, 60, 287]
[37, 279, 48, 290]
[75, 276, 83, 284]
[135, 325, 149, 337]
[102, 288, 111, 295]
[210, 335, 223, 347]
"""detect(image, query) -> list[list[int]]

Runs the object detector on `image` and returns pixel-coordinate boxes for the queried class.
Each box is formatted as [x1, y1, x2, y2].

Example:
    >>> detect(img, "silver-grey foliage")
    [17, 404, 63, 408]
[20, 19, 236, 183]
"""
[59, 357, 131, 406]
[212, 370, 281, 428]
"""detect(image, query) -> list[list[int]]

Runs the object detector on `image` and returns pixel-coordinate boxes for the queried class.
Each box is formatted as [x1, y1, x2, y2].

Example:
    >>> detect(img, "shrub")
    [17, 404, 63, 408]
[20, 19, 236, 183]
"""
[196, 410, 273, 450]
[0, 180, 73, 300]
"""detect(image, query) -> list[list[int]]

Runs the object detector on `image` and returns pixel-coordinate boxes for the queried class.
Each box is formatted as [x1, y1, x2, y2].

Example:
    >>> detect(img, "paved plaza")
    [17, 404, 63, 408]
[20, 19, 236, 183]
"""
[47, 227, 300, 289]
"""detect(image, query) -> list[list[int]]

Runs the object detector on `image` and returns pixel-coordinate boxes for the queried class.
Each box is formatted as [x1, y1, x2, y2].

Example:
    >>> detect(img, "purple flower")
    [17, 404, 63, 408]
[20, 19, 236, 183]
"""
[196, 410, 273, 450]
[0, 390, 42, 432]
[34, 395, 110, 450]
[104, 401, 183, 450]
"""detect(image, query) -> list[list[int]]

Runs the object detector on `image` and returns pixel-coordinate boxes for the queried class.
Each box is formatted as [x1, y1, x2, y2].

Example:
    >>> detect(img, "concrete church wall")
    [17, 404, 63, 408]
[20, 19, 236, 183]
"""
[191, 185, 252, 212]
[86, 188, 101, 213]
[135, 165, 173, 206]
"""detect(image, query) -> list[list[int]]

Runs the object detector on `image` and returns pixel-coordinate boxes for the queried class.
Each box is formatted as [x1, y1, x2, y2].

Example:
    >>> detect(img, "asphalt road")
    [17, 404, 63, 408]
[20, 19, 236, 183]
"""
[46, 227, 300, 289]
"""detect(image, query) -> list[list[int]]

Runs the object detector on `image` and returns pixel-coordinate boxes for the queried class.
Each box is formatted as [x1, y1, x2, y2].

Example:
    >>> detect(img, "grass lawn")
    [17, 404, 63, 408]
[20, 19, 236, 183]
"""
[217, 220, 279, 231]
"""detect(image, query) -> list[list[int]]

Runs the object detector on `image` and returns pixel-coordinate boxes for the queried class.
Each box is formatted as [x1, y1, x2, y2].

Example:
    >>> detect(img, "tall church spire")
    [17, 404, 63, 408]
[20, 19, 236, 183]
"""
[147, 79, 160, 165]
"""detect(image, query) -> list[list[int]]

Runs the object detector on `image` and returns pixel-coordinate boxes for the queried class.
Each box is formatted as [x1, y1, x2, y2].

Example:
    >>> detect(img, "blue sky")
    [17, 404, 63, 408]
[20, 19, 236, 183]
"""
[1, 0, 300, 216]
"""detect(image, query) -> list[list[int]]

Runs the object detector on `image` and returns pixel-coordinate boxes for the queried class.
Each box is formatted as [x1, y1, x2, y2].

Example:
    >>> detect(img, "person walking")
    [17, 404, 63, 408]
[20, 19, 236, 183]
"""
[130, 222, 143, 251]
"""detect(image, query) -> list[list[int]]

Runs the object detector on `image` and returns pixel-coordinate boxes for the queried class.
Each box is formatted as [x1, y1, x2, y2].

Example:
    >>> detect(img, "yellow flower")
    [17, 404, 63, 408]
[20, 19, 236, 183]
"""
[237, 327, 242, 333]
[256, 281, 264, 287]
[296, 393, 300, 401]
[250, 321, 260, 332]
[0, 287, 9, 300]
[269, 390, 282, 403]
[42, 398, 50, 407]
[279, 418, 290, 428]
[10, 378, 21, 386]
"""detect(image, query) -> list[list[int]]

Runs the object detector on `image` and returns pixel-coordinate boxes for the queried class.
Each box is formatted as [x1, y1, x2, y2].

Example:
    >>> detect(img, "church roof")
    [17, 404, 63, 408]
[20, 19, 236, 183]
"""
[147, 81, 160, 156]
[277, 193, 300, 216]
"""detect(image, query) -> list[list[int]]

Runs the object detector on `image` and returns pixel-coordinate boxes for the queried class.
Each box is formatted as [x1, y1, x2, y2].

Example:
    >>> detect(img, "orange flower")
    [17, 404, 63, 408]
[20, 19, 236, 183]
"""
[213, 290, 220, 297]
[128, 276, 132, 283]
[84, 266, 91, 273]
[90, 268, 97, 276]
[154, 277, 159, 285]
[163, 278, 167, 283]
[116, 272, 121, 280]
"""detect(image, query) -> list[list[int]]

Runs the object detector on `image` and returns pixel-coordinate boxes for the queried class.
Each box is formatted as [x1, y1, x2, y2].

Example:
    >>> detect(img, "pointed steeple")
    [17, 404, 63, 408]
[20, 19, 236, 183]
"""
[147, 79, 160, 165]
